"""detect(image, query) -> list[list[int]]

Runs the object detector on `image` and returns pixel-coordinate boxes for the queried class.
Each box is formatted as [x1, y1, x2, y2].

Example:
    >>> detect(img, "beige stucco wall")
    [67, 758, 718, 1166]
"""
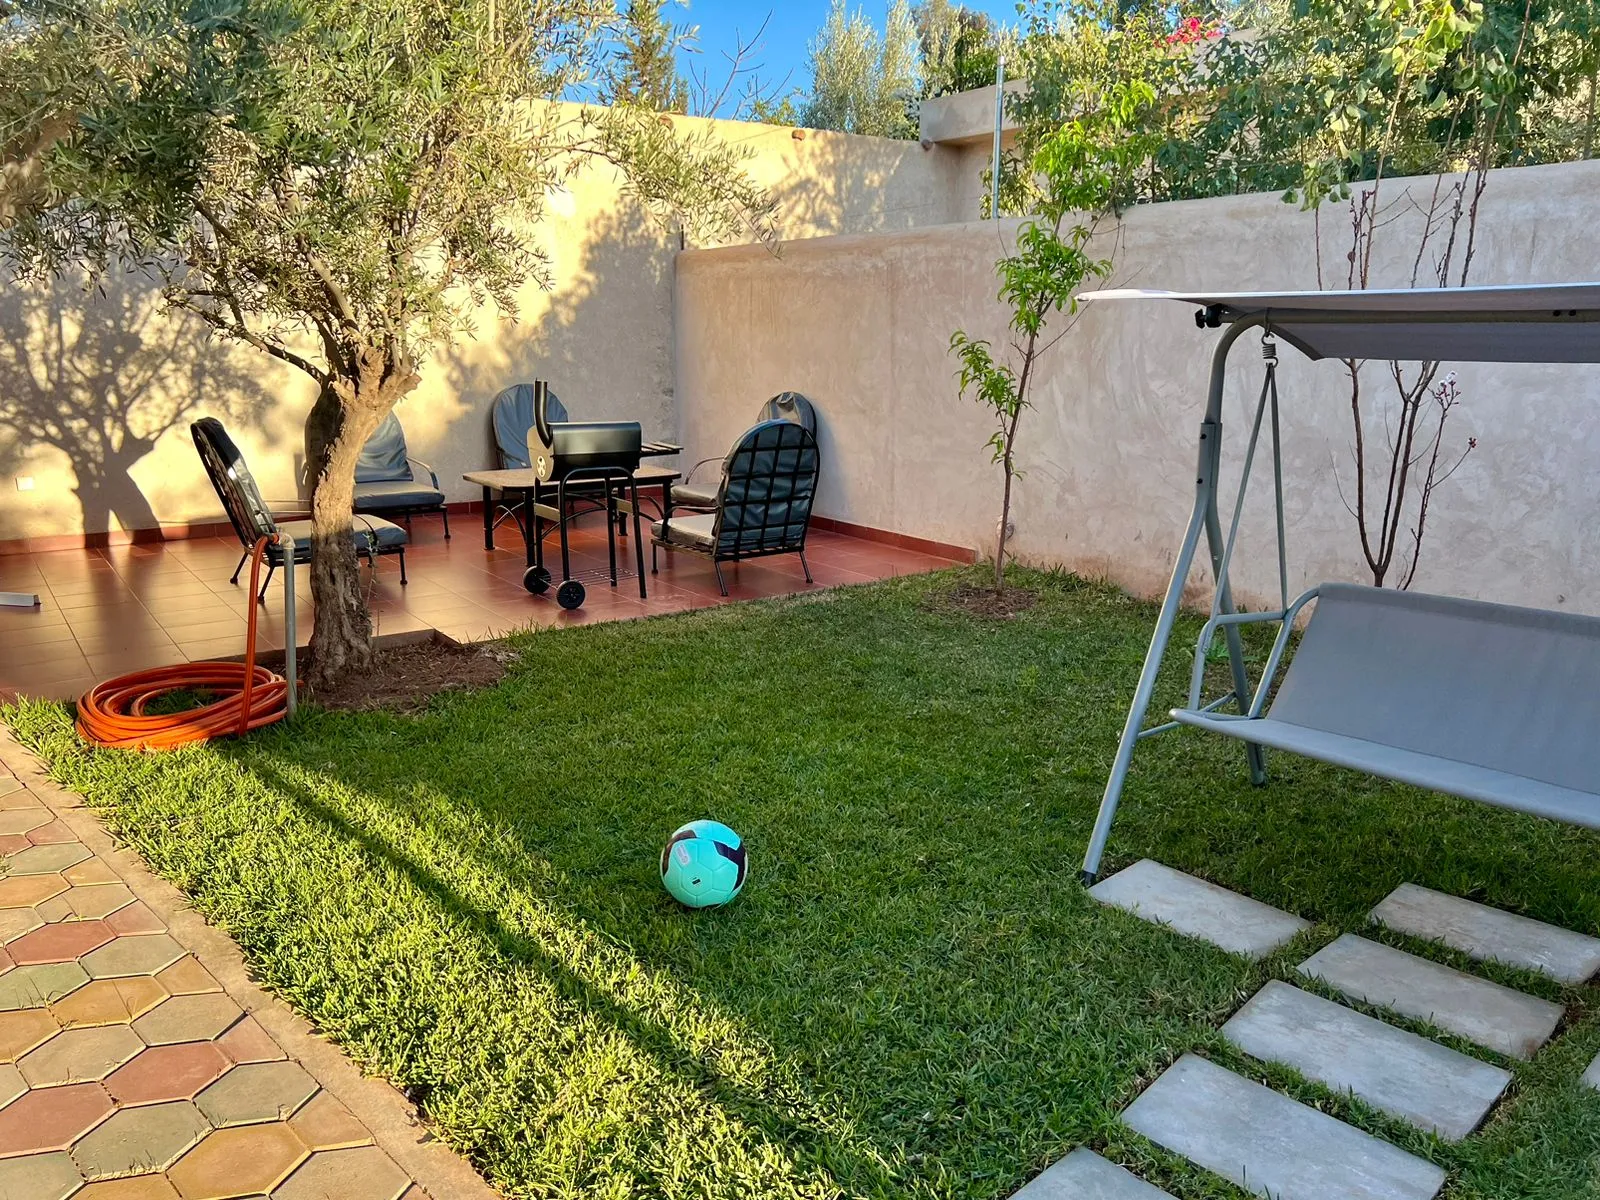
[0, 110, 976, 545]
[675, 158, 1600, 615]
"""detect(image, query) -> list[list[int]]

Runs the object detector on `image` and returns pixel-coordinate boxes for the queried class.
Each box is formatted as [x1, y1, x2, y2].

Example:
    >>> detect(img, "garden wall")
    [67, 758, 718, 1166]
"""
[0, 110, 981, 548]
[675, 157, 1600, 615]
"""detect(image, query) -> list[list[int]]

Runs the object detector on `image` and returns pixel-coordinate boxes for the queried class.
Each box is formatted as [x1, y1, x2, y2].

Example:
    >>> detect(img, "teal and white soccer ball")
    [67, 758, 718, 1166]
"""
[660, 820, 747, 908]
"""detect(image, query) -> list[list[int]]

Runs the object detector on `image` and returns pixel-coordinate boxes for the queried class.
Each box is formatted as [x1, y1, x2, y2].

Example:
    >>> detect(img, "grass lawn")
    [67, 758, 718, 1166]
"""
[7, 568, 1600, 1200]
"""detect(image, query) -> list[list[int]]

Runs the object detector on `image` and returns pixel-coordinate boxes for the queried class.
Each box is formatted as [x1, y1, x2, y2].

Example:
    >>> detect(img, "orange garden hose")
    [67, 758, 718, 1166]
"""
[76, 536, 291, 750]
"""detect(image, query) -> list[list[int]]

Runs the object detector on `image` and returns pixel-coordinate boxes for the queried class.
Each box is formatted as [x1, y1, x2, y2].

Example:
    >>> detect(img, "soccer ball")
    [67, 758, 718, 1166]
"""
[660, 820, 747, 908]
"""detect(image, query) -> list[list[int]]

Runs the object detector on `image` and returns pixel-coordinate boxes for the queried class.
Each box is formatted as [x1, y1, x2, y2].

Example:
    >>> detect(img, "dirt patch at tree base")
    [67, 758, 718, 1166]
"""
[301, 637, 512, 712]
[926, 584, 1039, 619]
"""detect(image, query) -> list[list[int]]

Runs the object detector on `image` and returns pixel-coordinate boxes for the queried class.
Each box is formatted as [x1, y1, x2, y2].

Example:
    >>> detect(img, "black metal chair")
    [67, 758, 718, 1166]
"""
[651, 421, 820, 595]
[672, 392, 818, 511]
[192, 418, 409, 603]
[350, 412, 450, 538]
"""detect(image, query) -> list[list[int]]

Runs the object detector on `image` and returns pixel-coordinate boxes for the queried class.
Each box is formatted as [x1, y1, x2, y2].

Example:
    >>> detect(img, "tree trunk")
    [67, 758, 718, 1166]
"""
[302, 352, 418, 689]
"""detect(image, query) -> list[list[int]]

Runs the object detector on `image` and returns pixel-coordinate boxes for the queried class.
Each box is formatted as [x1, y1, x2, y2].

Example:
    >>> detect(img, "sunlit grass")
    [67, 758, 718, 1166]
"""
[7, 567, 1600, 1199]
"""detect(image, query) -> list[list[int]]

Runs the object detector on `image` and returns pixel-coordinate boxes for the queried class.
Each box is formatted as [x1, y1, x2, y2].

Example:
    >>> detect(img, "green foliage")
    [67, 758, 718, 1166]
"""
[11, 569, 1600, 1198]
[914, 0, 1015, 97]
[608, 0, 690, 113]
[952, 65, 1158, 591]
[802, 0, 921, 138]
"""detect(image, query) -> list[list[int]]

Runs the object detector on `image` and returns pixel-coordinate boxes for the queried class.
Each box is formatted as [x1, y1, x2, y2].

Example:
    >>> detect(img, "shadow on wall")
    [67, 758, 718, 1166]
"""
[0, 268, 266, 538]
[761, 130, 973, 236]
[438, 196, 680, 465]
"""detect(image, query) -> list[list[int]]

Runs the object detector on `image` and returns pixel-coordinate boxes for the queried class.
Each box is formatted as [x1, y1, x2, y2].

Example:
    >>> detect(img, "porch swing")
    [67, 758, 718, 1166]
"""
[1075, 283, 1600, 885]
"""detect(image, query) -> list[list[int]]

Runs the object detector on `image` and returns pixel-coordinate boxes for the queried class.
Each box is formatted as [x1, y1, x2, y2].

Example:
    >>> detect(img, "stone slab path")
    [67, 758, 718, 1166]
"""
[1584, 1051, 1600, 1092]
[1122, 1055, 1447, 1200]
[1088, 861, 1311, 960]
[0, 732, 497, 1200]
[1370, 883, 1600, 986]
[1221, 980, 1511, 1141]
[1299, 934, 1563, 1061]
[1010, 1148, 1173, 1199]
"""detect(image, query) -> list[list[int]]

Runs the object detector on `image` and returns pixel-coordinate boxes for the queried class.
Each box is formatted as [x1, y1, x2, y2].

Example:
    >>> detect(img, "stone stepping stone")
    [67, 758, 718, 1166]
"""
[1222, 980, 1511, 1141]
[1371, 884, 1600, 985]
[1583, 1050, 1600, 1092]
[1088, 860, 1310, 959]
[1299, 934, 1562, 1061]
[1010, 1148, 1173, 1199]
[1122, 1054, 1446, 1200]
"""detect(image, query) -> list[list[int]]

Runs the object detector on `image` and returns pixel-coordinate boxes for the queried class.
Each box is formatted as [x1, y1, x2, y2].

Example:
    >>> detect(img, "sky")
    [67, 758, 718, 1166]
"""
[672, 0, 1021, 115]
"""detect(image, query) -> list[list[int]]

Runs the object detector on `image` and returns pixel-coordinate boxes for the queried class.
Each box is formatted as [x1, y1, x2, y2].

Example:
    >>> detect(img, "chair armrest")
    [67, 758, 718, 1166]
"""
[681, 456, 721, 486]
[407, 457, 442, 491]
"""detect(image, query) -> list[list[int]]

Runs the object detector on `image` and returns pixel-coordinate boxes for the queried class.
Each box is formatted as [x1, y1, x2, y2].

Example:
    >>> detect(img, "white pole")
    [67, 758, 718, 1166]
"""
[991, 55, 1006, 219]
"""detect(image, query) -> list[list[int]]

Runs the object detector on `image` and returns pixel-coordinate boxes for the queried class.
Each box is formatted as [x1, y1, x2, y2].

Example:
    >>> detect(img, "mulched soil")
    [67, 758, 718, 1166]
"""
[925, 583, 1039, 619]
[302, 638, 512, 713]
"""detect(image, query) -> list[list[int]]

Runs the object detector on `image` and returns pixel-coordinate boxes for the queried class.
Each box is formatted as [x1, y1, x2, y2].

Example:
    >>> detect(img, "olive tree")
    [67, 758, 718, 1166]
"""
[1, 0, 772, 684]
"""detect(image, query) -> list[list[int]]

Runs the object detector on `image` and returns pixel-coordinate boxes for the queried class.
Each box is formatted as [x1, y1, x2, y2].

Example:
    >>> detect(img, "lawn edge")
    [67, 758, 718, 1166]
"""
[0, 721, 504, 1200]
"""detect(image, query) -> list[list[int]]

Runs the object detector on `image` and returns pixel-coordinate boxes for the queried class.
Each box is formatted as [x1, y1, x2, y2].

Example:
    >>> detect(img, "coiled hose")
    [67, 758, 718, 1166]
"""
[75, 536, 291, 749]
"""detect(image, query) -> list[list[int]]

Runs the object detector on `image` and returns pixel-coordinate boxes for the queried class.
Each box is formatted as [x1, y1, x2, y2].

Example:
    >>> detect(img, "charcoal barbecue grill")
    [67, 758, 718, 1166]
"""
[522, 380, 647, 609]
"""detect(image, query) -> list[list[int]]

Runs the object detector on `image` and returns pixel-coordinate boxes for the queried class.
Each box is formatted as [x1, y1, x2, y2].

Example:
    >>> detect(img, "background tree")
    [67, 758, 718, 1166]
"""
[1, 0, 773, 684]
[915, 0, 1010, 97]
[608, 0, 691, 113]
[802, 0, 921, 137]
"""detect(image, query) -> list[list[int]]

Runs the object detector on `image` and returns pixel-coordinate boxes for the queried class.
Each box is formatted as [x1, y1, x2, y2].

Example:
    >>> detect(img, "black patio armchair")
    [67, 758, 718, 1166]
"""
[192, 417, 409, 602]
[351, 412, 450, 538]
[651, 420, 820, 595]
[489, 382, 569, 539]
[671, 392, 818, 512]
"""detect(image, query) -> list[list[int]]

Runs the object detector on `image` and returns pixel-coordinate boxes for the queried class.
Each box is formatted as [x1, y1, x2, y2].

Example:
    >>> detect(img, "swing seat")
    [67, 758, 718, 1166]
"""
[1172, 584, 1600, 829]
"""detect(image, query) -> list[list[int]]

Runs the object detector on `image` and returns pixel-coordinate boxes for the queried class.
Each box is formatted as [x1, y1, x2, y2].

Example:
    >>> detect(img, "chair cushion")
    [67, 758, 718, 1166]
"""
[670, 482, 718, 508]
[353, 479, 446, 509]
[275, 516, 408, 555]
[355, 412, 413, 483]
[652, 513, 716, 550]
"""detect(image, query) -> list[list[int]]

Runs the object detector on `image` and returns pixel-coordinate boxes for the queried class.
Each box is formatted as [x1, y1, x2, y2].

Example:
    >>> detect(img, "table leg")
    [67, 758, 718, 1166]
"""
[481, 486, 494, 551]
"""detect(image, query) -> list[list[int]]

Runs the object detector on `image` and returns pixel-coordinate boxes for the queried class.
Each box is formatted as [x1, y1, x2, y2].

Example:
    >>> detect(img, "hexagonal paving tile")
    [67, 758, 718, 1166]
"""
[0, 777, 21, 800]
[73, 1176, 183, 1200]
[18, 1023, 144, 1086]
[0, 1081, 113, 1154]
[0, 808, 52, 836]
[32, 896, 73, 923]
[107, 1042, 232, 1106]
[81, 936, 185, 980]
[0, 1063, 25, 1108]
[63, 859, 120, 886]
[0, 910, 42, 945]
[25, 820, 80, 846]
[0, 962, 90, 1010]
[6, 919, 115, 965]
[0, 1150, 83, 1200]
[51, 977, 168, 1029]
[287, 1093, 371, 1151]
[107, 903, 166, 936]
[56, 885, 137, 922]
[133, 994, 243, 1047]
[0, 1009, 59, 1062]
[71, 1100, 211, 1181]
[0, 835, 29, 857]
[168, 1123, 308, 1197]
[2, 843, 92, 876]
[0, 873, 69, 909]
[154, 959, 222, 997]
[271, 1146, 410, 1200]
[197, 1062, 319, 1128]
[216, 1018, 285, 1066]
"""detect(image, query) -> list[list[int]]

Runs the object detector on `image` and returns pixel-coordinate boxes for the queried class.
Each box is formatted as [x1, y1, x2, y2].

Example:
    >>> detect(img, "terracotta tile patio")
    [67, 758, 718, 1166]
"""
[0, 515, 965, 703]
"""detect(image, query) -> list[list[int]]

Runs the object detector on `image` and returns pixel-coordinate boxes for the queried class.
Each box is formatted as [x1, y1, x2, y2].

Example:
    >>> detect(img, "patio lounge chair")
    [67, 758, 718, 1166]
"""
[671, 392, 817, 511]
[351, 412, 450, 538]
[192, 418, 409, 603]
[651, 420, 819, 595]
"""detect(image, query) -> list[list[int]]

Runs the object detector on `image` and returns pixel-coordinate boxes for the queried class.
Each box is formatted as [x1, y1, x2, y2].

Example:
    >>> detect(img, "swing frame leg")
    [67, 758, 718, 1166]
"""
[1080, 317, 1268, 885]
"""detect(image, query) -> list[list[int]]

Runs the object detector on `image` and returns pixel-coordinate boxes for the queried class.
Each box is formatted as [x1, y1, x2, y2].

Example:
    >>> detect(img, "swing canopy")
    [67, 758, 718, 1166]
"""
[1073, 282, 1600, 884]
[1084, 282, 1600, 364]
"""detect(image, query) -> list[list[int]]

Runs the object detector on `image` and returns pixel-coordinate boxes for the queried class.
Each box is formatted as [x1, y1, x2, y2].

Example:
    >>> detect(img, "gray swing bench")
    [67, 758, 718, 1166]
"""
[1077, 283, 1600, 884]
